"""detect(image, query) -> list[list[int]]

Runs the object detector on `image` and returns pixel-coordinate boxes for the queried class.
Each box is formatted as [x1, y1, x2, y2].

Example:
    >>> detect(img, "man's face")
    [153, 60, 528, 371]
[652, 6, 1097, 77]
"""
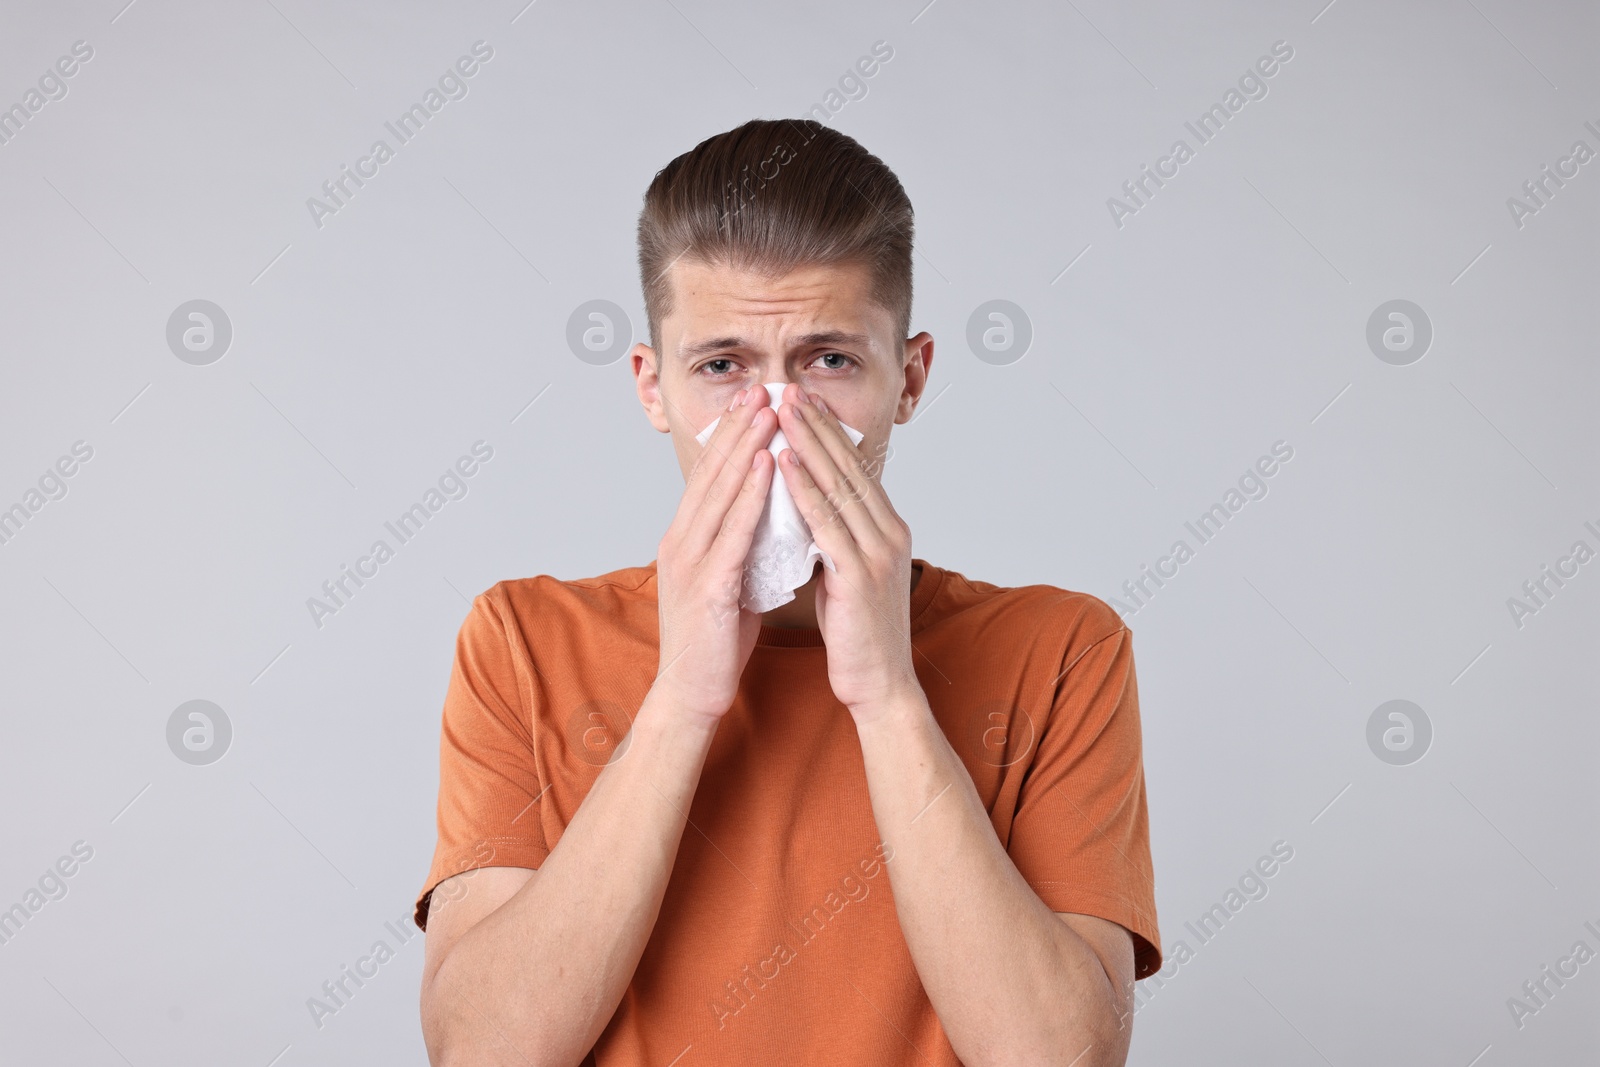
[632, 258, 932, 482]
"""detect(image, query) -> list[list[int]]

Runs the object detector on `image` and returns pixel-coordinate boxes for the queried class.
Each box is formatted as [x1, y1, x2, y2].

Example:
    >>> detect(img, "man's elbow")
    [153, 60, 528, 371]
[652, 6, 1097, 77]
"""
[1076, 1001, 1134, 1067]
[425, 1014, 558, 1067]
[1024, 991, 1131, 1067]
[421, 966, 557, 1067]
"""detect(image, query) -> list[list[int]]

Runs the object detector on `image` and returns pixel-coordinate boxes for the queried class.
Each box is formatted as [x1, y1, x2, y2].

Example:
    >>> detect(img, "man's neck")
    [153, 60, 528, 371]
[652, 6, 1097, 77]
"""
[760, 560, 922, 630]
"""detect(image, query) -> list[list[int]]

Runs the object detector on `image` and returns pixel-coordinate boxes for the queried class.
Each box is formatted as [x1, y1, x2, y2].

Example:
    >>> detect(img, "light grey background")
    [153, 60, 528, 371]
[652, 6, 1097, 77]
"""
[1, 0, 1595, 1063]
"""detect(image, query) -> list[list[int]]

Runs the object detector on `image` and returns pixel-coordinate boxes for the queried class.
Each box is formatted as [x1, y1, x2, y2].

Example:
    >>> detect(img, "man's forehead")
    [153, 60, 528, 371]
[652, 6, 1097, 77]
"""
[662, 259, 889, 337]
[664, 261, 889, 360]
[671, 255, 868, 296]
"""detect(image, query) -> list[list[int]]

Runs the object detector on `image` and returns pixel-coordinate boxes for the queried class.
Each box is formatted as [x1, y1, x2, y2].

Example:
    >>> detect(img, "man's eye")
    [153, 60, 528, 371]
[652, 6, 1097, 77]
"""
[815, 352, 853, 370]
[701, 358, 737, 376]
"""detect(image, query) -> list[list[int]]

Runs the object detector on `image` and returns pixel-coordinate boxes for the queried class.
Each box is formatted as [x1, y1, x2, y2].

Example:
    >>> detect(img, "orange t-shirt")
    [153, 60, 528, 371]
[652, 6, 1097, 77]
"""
[416, 558, 1161, 1065]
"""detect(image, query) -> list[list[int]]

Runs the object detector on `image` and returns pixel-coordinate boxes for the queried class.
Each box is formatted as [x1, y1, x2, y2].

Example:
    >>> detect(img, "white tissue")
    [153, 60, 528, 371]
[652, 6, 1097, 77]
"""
[693, 381, 866, 613]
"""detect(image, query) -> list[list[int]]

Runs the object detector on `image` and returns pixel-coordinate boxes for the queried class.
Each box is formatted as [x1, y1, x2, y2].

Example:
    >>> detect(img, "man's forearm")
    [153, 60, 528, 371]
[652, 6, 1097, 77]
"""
[427, 687, 718, 1067]
[854, 689, 1128, 1067]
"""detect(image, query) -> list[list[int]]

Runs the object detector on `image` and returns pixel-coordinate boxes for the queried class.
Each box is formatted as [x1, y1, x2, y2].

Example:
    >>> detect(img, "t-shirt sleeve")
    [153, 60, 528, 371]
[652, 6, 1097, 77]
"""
[414, 587, 551, 931]
[1007, 612, 1163, 980]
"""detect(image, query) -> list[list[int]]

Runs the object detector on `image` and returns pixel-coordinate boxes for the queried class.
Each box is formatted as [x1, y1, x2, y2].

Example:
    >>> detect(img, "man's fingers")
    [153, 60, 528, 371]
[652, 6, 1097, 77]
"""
[708, 448, 772, 574]
[798, 392, 898, 534]
[679, 399, 775, 561]
[776, 395, 889, 550]
[676, 389, 749, 518]
[777, 446, 862, 573]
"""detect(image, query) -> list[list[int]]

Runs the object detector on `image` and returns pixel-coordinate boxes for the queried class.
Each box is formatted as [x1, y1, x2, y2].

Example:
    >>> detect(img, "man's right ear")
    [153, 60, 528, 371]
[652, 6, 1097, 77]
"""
[631, 343, 672, 433]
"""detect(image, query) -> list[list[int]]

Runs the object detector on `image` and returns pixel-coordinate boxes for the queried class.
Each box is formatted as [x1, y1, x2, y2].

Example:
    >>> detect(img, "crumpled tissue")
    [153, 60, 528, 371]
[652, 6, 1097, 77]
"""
[693, 381, 865, 613]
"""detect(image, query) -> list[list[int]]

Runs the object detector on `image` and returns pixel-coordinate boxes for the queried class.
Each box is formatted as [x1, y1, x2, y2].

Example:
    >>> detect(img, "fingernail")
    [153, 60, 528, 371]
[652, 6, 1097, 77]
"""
[815, 395, 829, 415]
[741, 386, 756, 407]
[728, 388, 743, 411]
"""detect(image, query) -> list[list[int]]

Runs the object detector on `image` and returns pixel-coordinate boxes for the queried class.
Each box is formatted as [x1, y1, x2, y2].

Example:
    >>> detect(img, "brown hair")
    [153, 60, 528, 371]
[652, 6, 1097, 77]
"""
[636, 118, 914, 357]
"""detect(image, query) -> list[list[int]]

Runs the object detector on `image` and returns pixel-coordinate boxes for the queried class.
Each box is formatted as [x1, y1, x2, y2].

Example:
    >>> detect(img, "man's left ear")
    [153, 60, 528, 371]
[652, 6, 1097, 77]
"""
[895, 332, 934, 424]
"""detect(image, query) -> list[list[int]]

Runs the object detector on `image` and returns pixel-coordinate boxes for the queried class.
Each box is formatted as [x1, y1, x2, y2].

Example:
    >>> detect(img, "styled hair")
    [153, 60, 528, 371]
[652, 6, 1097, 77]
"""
[636, 118, 914, 356]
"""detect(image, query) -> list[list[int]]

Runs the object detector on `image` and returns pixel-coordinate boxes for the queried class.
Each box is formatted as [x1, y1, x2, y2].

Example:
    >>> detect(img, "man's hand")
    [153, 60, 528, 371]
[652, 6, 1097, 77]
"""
[654, 385, 779, 726]
[773, 382, 919, 722]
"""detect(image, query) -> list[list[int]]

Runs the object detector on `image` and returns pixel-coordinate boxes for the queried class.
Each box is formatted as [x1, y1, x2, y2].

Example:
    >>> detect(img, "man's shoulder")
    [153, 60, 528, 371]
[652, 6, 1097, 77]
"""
[465, 562, 659, 637]
[481, 561, 657, 605]
[929, 562, 1127, 648]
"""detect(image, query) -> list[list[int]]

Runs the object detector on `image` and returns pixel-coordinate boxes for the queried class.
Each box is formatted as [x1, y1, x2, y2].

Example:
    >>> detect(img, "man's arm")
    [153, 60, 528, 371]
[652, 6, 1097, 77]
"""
[854, 689, 1136, 1067]
[420, 382, 782, 1065]
[769, 386, 1148, 1061]
[419, 685, 719, 1067]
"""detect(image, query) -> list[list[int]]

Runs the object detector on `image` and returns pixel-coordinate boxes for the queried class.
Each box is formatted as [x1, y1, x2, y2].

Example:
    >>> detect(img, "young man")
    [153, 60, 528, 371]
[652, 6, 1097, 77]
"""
[416, 118, 1161, 1067]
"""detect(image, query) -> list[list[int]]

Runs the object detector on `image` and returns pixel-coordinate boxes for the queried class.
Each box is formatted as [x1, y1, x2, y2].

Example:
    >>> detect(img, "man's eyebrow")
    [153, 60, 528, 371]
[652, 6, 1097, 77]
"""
[677, 335, 746, 361]
[676, 331, 873, 361]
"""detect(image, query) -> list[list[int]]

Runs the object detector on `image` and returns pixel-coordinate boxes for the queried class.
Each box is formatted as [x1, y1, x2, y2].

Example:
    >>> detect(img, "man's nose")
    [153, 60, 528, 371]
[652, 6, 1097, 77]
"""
[758, 380, 800, 406]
